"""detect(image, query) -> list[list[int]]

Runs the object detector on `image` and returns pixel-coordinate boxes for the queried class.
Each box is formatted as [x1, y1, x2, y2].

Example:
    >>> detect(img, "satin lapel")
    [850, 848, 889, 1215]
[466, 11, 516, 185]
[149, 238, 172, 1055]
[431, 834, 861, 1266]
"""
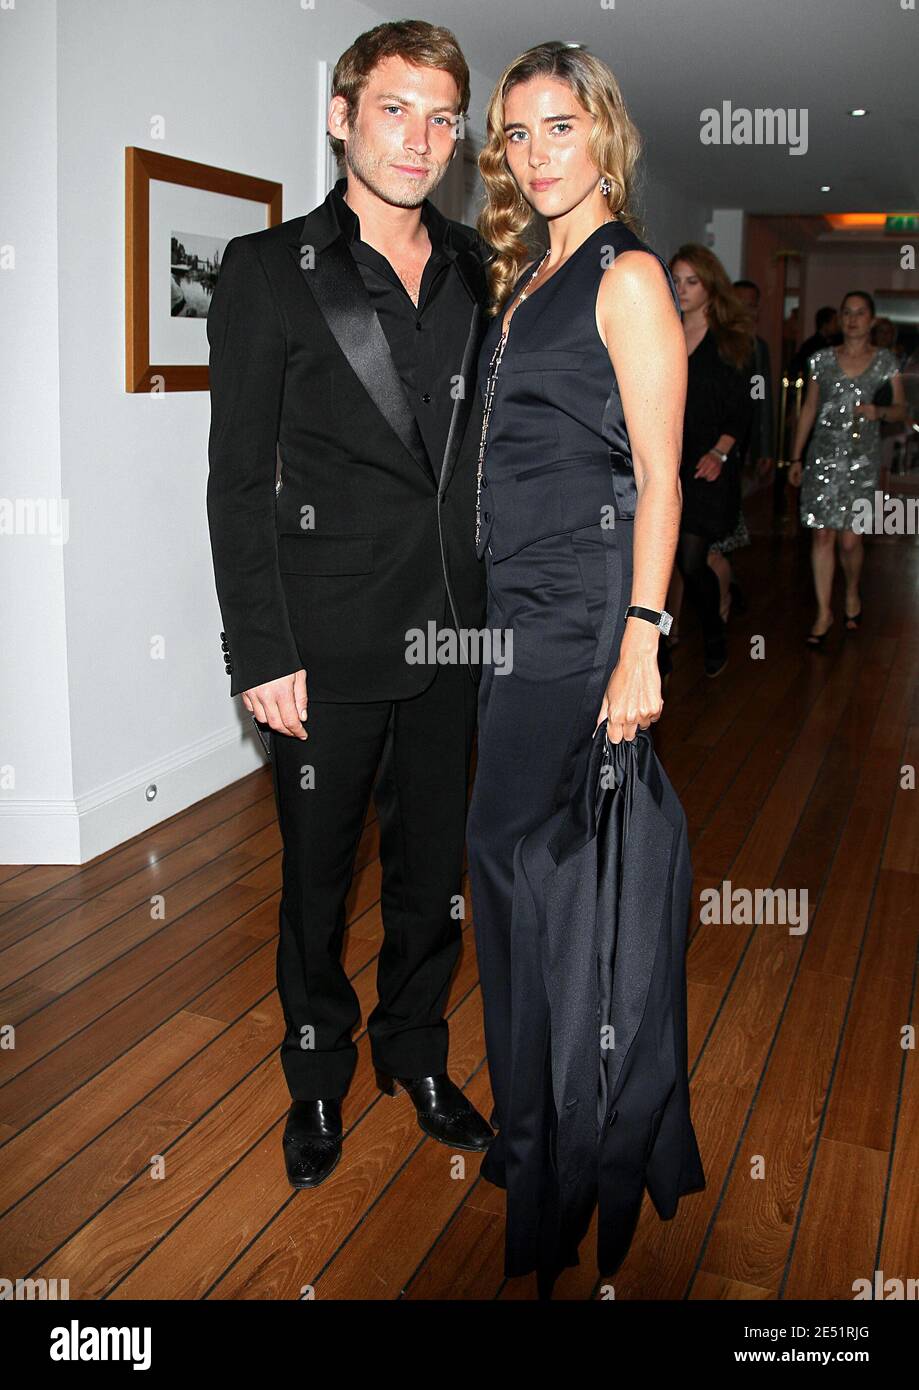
[437, 244, 488, 494]
[542, 845, 603, 1187]
[603, 771, 676, 1104]
[289, 232, 434, 484]
[438, 288, 483, 495]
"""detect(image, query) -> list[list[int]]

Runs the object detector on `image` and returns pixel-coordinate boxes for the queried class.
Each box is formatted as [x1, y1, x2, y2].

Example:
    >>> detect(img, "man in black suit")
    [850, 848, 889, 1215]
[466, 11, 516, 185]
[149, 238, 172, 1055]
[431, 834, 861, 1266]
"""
[205, 19, 494, 1187]
[790, 305, 841, 380]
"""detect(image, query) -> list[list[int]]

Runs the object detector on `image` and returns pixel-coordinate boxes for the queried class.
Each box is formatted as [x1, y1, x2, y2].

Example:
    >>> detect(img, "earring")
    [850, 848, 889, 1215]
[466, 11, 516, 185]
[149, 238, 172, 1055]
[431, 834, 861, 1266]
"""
[599, 176, 612, 196]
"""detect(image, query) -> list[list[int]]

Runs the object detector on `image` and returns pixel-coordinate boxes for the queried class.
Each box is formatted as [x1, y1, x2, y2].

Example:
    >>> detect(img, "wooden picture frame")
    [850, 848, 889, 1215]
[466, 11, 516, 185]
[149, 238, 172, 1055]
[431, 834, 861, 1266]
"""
[125, 146, 282, 392]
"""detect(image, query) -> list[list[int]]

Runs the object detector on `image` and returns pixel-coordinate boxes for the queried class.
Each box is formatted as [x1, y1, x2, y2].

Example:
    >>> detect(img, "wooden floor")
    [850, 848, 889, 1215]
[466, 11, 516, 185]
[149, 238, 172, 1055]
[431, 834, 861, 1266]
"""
[1, 479, 917, 1301]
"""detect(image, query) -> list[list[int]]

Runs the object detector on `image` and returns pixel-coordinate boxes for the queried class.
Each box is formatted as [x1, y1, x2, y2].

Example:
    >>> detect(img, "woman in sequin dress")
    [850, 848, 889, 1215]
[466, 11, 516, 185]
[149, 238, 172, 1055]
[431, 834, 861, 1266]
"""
[789, 291, 905, 644]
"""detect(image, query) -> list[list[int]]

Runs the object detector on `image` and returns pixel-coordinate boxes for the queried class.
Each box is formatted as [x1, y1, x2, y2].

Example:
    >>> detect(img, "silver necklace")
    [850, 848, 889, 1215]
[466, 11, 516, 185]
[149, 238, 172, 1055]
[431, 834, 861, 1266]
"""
[474, 249, 550, 551]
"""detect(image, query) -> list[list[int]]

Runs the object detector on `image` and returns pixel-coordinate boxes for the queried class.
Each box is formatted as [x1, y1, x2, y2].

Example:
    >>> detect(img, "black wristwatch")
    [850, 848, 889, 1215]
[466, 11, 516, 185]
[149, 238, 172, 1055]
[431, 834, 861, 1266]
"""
[625, 605, 673, 635]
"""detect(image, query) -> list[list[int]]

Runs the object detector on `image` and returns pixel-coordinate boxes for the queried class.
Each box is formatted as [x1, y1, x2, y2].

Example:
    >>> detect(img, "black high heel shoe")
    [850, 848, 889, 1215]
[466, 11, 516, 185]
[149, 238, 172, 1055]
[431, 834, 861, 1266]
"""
[805, 614, 834, 648]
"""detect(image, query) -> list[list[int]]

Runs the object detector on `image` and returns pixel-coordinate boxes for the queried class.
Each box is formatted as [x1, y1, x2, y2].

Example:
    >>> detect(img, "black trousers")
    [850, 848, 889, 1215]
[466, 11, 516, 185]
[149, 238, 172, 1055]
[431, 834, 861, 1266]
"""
[268, 650, 477, 1101]
[466, 522, 633, 1185]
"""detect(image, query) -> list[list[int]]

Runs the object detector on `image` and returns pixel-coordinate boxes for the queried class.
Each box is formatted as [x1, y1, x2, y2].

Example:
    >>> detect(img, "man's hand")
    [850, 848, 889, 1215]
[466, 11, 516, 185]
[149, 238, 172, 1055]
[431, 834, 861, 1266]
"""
[242, 670, 308, 739]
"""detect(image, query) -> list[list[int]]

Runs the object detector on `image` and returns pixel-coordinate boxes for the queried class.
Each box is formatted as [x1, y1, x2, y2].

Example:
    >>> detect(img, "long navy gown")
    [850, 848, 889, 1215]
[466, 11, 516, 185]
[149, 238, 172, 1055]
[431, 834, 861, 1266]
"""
[465, 218, 682, 1190]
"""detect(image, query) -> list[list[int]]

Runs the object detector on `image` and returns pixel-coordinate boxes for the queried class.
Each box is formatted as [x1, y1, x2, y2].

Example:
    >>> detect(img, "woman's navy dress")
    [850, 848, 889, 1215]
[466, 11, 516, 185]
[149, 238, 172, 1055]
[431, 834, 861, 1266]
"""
[465, 220, 682, 1188]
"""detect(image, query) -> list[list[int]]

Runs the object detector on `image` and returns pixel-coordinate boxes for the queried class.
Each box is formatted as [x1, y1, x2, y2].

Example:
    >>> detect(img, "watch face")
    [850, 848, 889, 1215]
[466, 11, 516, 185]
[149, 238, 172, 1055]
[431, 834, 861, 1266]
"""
[659, 610, 673, 635]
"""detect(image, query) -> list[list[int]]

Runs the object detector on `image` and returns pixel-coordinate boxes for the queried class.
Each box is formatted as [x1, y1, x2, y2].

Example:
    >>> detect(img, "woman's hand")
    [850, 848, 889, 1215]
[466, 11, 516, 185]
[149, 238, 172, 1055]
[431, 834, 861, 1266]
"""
[595, 624, 663, 744]
[853, 402, 879, 423]
[788, 460, 803, 486]
[694, 450, 724, 481]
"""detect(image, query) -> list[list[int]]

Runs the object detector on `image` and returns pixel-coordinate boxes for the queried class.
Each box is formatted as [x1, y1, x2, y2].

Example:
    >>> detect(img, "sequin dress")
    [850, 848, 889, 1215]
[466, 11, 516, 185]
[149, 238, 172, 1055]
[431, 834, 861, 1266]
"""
[800, 346, 900, 529]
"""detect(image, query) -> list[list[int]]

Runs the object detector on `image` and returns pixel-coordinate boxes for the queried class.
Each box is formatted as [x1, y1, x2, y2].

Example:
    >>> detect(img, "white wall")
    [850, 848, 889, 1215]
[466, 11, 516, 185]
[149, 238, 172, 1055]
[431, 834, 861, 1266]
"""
[2, 0, 710, 865]
[637, 176, 711, 267]
[708, 208, 746, 281]
[0, 0, 76, 861]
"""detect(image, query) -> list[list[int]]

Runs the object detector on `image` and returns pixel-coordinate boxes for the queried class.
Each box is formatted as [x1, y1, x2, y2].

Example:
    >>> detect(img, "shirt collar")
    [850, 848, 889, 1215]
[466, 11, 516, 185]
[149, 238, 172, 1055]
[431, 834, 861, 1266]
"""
[330, 175, 456, 259]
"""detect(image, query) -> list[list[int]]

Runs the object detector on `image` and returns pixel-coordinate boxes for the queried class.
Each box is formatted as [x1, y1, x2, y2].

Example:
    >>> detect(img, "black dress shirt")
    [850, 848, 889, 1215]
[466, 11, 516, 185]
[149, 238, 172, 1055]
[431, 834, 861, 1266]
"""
[329, 177, 473, 479]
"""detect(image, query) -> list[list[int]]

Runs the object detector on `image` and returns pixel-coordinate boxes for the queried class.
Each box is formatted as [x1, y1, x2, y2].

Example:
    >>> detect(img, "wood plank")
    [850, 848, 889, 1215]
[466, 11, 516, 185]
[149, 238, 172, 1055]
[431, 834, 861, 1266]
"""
[2, 495, 917, 1300]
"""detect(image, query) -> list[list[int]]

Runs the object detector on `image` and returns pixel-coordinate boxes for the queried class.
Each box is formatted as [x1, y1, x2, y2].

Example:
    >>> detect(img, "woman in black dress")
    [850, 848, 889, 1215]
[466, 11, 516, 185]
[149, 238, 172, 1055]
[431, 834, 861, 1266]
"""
[668, 245, 756, 677]
[465, 42, 703, 1285]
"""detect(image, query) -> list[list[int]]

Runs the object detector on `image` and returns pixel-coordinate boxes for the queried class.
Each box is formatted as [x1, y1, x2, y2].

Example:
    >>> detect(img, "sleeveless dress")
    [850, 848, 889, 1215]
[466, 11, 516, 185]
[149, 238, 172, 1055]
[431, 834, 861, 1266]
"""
[800, 345, 900, 529]
[464, 219, 682, 1189]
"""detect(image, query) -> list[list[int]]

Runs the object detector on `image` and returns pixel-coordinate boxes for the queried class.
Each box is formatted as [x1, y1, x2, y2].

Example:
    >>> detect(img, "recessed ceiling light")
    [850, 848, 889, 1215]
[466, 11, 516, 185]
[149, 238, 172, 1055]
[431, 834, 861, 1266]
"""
[848, 108, 869, 117]
[820, 185, 832, 192]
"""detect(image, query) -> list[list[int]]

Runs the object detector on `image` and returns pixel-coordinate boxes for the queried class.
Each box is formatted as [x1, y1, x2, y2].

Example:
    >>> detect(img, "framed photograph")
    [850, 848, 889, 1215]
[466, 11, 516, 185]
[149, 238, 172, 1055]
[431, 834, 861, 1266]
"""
[125, 146, 282, 392]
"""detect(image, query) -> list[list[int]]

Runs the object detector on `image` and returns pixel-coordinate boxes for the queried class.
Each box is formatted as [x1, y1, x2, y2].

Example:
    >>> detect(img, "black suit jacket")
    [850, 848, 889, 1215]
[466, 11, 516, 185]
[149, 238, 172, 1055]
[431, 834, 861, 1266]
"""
[205, 185, 490, 700]
[502, 727, 706, 1297]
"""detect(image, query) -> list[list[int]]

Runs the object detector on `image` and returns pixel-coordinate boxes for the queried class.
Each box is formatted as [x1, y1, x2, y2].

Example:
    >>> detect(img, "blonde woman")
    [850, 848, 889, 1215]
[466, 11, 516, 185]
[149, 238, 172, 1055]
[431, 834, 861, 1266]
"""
[464, 41, 702, 1282]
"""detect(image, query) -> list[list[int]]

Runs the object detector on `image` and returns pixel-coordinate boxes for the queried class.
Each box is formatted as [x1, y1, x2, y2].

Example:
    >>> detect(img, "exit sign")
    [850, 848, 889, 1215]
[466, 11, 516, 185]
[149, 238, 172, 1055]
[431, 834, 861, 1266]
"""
[885, 214, 919, 232]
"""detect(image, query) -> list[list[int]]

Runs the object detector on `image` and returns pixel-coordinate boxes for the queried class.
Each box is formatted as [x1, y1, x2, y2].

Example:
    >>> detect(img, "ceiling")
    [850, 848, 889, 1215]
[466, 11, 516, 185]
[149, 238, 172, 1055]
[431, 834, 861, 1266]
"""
[405, 0, 918, 215]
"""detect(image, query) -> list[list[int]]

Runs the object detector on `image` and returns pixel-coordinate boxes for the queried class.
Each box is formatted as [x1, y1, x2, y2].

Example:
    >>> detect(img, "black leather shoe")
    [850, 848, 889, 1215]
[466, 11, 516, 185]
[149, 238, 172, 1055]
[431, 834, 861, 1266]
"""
[375, 1069, 495, 1151]
[282, 1098, 343, 1188]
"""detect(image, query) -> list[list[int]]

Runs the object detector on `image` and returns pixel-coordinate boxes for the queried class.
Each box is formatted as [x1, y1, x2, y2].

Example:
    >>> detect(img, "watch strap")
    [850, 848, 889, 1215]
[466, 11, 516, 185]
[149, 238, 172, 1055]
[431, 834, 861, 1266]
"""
[625, 604, 672, 635]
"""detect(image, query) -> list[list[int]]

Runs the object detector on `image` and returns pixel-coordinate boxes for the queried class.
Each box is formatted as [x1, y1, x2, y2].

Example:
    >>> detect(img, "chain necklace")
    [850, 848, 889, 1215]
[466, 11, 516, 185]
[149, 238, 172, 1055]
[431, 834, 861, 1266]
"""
[474, 248, 550, 552]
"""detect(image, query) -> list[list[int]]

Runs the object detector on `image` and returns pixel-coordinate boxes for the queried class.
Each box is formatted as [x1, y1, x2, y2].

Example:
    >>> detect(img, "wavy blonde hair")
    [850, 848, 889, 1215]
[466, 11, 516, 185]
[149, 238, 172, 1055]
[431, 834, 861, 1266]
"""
[477, 43, 644, 316]
[669, 243, 756, 371]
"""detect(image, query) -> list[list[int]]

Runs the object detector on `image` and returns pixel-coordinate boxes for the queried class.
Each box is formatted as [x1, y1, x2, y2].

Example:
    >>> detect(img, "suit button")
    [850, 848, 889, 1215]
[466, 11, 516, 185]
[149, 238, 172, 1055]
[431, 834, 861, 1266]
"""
[481, 475, 488, 487]
[220, 631, 226, 640]
[483, 511, 491, 523]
